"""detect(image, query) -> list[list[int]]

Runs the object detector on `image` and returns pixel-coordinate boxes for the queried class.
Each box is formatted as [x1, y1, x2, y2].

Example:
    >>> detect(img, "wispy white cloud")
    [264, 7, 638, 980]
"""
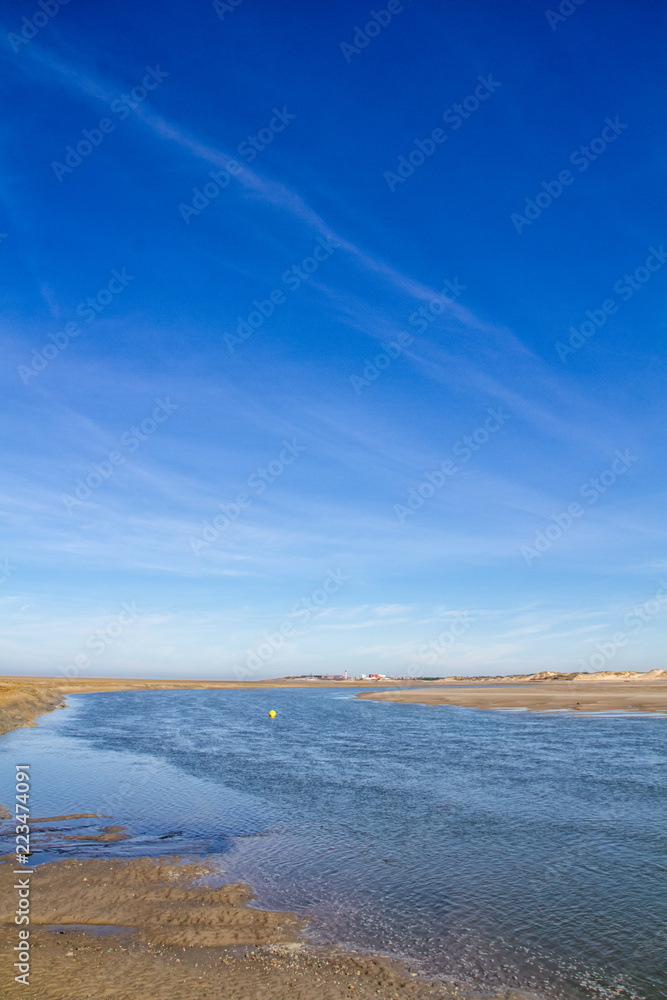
[16, 41, 509, 331]
[374, 604, 414, 616]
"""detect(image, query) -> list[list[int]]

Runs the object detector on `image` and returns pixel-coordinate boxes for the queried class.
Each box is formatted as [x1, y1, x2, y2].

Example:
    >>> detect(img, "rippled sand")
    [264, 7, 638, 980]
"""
[0, 856, 522, 1000]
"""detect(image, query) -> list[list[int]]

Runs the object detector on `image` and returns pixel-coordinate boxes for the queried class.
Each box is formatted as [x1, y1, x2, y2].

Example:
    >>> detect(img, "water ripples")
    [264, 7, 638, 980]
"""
[0, 687, 664, 1000]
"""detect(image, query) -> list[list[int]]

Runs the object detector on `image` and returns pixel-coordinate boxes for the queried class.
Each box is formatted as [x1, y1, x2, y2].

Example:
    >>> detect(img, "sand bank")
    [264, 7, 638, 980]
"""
[0, 680, 66, 738]
[356, 680, 667, 713]
[0, 855, 522, 1000]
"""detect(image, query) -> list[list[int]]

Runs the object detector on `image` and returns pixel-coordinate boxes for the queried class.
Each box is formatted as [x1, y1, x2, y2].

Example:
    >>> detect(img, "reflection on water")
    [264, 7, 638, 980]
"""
[0, 688, 665, 1000]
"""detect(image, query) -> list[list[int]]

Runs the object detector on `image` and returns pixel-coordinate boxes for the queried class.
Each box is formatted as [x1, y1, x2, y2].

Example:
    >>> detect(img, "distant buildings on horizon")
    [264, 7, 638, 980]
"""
[287, 671, 387, 681]
[284, 672, 448, 681]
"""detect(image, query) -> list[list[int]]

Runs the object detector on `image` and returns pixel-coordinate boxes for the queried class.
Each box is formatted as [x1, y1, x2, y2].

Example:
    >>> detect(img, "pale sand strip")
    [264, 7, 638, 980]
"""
[356, 680, 667, 713]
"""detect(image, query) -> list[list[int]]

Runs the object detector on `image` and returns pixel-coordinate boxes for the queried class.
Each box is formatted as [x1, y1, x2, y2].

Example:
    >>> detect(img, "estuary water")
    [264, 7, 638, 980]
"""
[1, 688, 665, 1000]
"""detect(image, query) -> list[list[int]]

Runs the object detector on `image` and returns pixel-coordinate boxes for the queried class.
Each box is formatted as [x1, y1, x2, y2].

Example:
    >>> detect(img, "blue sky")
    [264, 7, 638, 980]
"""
[2, 0, 666, 679]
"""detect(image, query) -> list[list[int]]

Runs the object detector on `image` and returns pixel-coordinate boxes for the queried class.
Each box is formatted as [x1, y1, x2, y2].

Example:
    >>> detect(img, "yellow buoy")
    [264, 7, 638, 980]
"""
[269, 710, 276, 718]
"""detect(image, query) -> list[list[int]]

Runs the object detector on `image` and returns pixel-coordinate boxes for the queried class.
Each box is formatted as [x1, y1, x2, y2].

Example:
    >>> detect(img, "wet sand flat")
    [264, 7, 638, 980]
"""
[0, 856, 503, 1000]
